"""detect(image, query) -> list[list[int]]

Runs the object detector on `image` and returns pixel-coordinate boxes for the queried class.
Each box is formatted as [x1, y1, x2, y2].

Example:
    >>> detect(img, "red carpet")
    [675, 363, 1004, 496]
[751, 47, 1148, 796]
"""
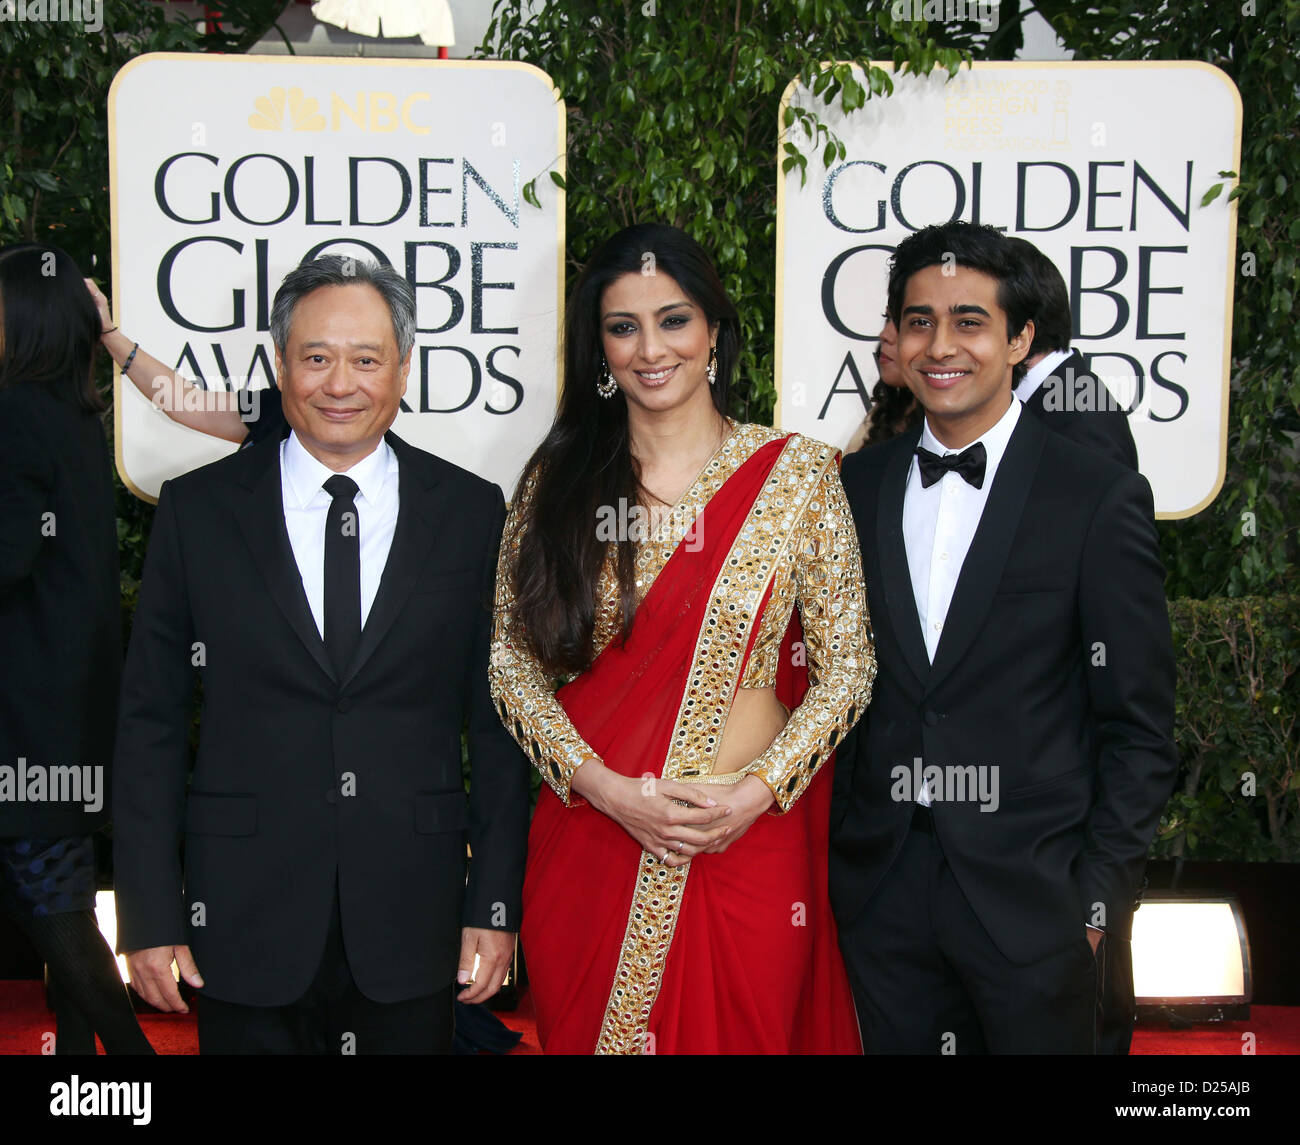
[0, 980, 1294, 1053]
[1131, 1007, 1300, 1055]
[0, 979, 541, 1055]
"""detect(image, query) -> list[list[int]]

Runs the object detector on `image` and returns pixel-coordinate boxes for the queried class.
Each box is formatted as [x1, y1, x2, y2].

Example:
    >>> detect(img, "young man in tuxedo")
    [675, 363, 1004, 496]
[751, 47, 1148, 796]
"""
[1007, 236, 1138, 472]
[112, 256, 530, 1053]
[830, 222, 1178, 1054]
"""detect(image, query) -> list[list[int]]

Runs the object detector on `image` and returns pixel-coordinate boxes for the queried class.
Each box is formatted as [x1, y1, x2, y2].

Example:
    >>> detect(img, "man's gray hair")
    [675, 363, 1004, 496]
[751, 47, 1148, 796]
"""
[270, 255, 417, 360]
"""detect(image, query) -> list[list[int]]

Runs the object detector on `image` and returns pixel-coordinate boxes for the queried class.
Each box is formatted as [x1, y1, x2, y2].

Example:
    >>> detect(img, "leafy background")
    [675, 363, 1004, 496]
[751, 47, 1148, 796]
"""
[0, 0, 1294, 858]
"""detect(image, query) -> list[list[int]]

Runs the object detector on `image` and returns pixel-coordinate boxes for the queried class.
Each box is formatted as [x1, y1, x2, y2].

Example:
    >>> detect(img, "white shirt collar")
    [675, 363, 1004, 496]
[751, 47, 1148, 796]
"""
[918, 395, 1022, 473]
[1014, 347, 1072, 402]
[281, 431, 396, 509]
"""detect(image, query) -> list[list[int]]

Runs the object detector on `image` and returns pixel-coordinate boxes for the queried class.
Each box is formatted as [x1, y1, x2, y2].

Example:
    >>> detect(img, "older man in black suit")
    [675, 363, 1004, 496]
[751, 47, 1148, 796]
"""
[113, 255, 530, 1054]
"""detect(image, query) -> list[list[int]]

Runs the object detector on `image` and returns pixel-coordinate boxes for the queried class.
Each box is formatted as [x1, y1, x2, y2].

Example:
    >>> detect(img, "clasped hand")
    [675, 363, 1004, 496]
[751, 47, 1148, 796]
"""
[574, 760, 775, 868]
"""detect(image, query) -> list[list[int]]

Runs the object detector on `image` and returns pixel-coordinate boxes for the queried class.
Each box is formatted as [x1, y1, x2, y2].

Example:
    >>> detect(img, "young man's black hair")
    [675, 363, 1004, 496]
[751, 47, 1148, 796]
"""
[1005, 236, 1072, 358]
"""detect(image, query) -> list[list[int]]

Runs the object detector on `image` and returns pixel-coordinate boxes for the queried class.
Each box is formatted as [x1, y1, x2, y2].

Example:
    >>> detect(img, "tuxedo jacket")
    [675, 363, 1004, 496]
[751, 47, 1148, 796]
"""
[1022, 349, 1139, 471]
[112, 431, 530, 1006]
[830, 411, 1177, 964]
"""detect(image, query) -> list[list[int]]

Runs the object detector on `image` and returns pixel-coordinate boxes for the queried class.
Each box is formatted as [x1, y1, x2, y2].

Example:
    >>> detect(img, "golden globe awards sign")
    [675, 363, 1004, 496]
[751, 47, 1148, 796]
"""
[775, 62, 1242, 518]
[109, 54, 564, 501]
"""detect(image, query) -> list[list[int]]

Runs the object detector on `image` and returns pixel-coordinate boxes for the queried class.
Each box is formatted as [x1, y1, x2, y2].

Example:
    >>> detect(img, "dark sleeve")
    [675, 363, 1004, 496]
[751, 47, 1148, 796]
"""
[0, 398, 54, 595]
[240, 385, 286, 448]
[111, 480, 197, 952]
[1075, 469, 1178, 931]
[1059, 407, 1139, 472]
[461, 484, 531, 932]
[831, 720, 864, 833]
[830, 449, 870, 831]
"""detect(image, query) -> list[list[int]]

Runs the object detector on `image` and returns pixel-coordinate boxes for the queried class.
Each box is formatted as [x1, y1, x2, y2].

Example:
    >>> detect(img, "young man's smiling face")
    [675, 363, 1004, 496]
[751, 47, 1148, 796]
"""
[897, 263, 1033, 450]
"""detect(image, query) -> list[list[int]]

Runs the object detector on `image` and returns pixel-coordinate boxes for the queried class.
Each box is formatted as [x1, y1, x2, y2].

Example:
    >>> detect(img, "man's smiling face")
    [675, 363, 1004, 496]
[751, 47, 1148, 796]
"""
[274, 282, 410, 471]
[897, 263, 1033, 449]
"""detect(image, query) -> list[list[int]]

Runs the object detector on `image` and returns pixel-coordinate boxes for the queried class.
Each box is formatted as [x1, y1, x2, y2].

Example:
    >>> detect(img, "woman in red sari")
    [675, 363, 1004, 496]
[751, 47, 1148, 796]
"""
[489, 224, 874, 1054]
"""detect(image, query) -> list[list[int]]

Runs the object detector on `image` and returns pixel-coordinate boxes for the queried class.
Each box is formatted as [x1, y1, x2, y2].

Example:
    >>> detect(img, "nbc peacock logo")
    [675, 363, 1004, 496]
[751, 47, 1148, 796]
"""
[248, 86, 326, 132]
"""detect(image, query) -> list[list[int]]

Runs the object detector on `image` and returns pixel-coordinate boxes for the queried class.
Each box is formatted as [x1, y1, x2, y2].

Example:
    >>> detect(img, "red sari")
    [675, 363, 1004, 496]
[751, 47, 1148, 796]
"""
[519, 437, 861, 1054]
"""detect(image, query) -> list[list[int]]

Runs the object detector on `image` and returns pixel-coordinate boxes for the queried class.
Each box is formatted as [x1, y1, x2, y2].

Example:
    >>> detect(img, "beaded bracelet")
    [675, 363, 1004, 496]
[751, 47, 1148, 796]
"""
[122, 343, 139, 373]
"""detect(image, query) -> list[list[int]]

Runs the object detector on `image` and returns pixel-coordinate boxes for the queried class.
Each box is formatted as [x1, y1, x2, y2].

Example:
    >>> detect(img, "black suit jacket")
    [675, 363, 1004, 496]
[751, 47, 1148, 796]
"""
[1021, 349, 1139, 471]
[112, 431, 530, 1006]
[0, 384, 119, 837]
[831, 411, 1177, 964]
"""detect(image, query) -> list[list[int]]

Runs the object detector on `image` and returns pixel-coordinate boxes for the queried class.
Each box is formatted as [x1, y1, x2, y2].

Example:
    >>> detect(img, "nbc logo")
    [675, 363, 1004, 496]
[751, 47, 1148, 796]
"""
[247, 85, 432, 134]
[248, 86, 325, 131]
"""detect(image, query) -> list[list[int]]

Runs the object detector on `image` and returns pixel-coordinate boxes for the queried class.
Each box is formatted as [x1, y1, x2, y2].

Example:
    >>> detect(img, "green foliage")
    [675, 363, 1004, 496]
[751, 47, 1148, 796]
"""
[1, 4, 202, 587]
[0, 1, 292, 589]
[1032, 1, 1300, 598]
[1153, 596, 1300, 861]
[0, 2, 199, 253]
[479, 0, 971, 423]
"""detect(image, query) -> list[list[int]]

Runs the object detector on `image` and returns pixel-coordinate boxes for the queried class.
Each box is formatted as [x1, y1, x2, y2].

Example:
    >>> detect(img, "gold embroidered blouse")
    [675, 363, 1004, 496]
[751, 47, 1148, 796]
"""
[488, 423, 876, 813]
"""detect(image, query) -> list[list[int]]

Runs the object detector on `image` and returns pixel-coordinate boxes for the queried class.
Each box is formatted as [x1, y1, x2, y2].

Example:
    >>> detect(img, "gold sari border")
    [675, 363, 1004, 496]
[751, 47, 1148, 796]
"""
[594, 432, 829, 1054]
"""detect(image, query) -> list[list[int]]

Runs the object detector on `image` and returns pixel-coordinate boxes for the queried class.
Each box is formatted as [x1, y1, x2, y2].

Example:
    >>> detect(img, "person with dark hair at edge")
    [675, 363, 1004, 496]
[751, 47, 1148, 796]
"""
[1005, 236, 1138, 472]
[0, 244, 153, 1054]
[847, 314, 921, 454]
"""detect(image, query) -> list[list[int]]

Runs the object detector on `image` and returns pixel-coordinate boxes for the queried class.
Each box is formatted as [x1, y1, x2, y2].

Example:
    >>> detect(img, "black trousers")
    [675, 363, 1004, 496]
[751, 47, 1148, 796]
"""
[197, 886, 453, 1055]
[837, 815, 1097, 1054]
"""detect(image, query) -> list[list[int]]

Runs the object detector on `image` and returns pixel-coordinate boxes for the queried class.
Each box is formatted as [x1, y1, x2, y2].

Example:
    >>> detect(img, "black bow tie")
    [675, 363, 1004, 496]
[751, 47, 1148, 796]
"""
[916, 442, 987, 489]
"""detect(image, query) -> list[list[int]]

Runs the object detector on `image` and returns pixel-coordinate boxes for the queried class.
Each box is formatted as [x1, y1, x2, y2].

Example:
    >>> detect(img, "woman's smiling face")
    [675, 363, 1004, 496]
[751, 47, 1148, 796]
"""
[599, 270, 717, 415]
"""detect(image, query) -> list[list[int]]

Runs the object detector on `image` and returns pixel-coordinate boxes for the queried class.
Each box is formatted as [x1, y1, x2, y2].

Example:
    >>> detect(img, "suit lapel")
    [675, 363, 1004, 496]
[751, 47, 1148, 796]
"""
[926, 410, 1047, 693]
[339, 432, 441, 689]
[875, 426, 930, 690]
[233, 437, 336, 683]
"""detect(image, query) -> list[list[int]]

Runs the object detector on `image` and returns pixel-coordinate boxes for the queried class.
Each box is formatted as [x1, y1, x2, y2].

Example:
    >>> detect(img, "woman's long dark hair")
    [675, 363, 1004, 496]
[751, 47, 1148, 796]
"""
[862, 377, 921, 448]
[510, 223, 739, 677]
[0, 244, 104, 411]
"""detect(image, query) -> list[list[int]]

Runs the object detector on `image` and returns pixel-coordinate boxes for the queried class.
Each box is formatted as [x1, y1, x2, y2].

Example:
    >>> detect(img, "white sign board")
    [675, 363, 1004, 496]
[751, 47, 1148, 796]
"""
[109, 53, 564, 501]
[776, 61, 1241, 519]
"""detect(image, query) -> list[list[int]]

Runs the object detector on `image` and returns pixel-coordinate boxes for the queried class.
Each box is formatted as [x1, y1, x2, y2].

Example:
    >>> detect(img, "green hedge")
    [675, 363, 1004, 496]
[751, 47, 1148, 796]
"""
[1155, 595, 1300, 861]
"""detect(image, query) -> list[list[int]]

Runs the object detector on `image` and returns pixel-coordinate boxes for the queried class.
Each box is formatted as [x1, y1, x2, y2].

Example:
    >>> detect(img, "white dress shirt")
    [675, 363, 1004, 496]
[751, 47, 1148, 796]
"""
[279, 432, 400, 637]
[1013, 347, 1072, 404]
[904, 398, 1022, 664]
[903, 399, 1022, 805]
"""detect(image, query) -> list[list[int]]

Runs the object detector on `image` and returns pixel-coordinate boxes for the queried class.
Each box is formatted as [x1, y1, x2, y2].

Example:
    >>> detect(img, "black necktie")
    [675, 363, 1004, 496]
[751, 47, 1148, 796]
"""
[916, 442, 987, 489]
[322, 474, 361, 677]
